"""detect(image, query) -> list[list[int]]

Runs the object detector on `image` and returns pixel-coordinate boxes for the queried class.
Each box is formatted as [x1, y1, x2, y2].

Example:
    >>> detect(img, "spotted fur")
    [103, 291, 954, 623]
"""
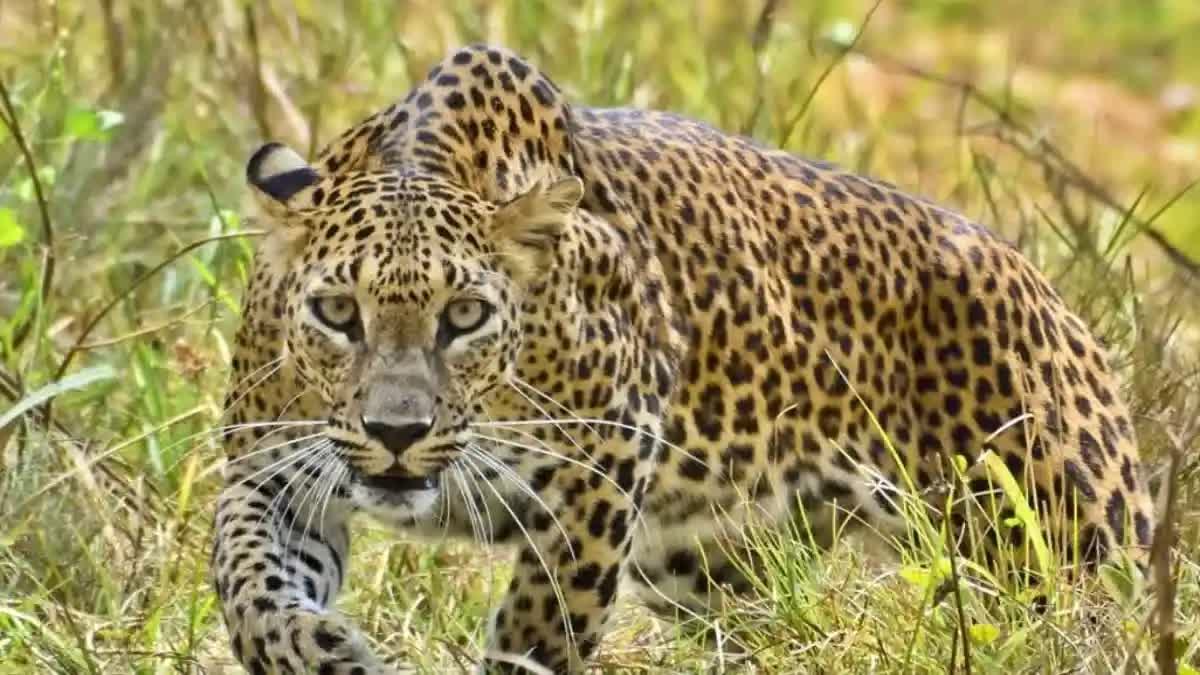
[212, 44, 1156, 674]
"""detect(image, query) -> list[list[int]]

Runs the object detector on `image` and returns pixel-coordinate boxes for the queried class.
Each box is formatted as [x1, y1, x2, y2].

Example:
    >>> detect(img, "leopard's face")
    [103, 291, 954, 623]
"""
[248, 143, 583, 518]
[283, 176, 525, 512]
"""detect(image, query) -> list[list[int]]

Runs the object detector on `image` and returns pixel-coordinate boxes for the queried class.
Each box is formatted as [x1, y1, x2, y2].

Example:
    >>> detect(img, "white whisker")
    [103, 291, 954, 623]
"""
[288, 444, 343, 548]
[472, 417, 711, 470]
[510, 376, 602, 439]
[248, 440, 332, 545]
[218, 356, 287, 420]
[225, 435, 330, 494]
[465, 446, 573, 557]
[218, 430, 330, 478]
[459, 453, 577, 652]
[468, 432, 650, 535]
[502, 380, 591, 458]
[280, 444, 340, 552]
[454, 462, 500, 604]
[477, 393, 649, 538]
[317, 462, 348, 543]
[468, 405, 714, 643]
[461, 461, 496, 545]
[453, 464, 486, 545]
[106, 418, 326, 484]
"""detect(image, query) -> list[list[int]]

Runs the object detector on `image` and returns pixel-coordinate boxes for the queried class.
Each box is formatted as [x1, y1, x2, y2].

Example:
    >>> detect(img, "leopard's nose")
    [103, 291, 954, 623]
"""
[361, 416, 433, 455]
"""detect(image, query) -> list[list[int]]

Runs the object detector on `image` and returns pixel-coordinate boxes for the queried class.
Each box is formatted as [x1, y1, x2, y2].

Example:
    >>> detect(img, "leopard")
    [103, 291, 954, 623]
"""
[211, 43, 1157, 674]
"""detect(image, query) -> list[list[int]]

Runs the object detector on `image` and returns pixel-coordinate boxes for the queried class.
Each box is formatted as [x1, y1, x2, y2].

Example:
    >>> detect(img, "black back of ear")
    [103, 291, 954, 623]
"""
[247, 142, 321, 203]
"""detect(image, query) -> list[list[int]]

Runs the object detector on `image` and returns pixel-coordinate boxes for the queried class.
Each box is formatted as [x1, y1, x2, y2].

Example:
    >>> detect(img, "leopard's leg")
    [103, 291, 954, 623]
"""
[471, 438, 652, 674]
[212, 465, 396, 675]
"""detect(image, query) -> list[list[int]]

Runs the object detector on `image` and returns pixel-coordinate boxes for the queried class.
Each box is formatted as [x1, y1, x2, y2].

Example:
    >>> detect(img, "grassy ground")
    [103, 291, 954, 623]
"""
[2, 1, 1198, 673]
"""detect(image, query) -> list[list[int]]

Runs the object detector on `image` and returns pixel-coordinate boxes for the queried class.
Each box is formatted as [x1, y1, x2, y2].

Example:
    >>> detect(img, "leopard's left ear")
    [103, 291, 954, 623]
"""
[246, 142, 321, 218]
[491, 176, 584, 280]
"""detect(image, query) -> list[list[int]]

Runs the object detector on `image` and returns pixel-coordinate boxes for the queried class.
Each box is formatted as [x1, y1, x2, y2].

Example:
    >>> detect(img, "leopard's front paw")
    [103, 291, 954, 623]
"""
[232, 608, 400, 675]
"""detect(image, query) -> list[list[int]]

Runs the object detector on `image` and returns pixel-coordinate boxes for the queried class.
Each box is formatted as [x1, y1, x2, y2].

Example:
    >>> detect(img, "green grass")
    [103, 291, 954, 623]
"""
[2, 1, 1198, 673]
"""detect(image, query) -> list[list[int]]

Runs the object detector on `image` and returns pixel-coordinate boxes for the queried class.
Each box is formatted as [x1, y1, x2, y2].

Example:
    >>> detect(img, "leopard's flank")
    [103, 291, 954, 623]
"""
[212, 44, 1155, 674]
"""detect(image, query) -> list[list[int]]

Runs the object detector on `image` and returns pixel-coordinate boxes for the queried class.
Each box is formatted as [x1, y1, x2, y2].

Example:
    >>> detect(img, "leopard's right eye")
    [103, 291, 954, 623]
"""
[309, 296, 361, 336]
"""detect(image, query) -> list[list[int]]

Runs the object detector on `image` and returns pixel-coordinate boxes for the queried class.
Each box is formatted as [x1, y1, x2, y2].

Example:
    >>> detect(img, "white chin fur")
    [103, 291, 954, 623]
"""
[350, 482, 440, 529]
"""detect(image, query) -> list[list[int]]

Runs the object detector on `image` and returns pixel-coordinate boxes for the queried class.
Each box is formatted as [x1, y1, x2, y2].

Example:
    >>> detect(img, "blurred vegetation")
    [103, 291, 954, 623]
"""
[1, 1, 1198, 673]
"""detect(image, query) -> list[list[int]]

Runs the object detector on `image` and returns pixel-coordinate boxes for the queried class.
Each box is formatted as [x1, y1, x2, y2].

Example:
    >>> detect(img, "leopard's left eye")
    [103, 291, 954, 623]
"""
[309, 295, 361, 336]
[439, 299, 493, 341]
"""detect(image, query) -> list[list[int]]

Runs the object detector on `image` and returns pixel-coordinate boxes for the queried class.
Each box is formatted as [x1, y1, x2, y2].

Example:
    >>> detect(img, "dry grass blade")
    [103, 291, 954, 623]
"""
[778, 0, 884, 148]
[74, 299, 217, 350]
[741, 0, 781, 135]
[0, 78, 56, 351]
[1153, 433, 1184, 675]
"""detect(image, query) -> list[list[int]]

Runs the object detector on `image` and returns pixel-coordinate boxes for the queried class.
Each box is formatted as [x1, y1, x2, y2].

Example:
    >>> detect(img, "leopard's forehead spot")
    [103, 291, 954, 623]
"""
[302, 170, 494, 265]
[297, 172, 497, 291]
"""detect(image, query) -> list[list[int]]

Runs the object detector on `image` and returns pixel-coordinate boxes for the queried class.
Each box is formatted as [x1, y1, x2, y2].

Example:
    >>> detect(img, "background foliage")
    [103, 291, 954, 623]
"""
[1, 1, 1198, 672]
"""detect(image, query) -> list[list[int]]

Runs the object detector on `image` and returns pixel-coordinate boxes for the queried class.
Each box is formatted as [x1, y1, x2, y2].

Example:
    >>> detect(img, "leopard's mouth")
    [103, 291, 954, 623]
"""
[359, 472, 440, 493]
[328, 437, 447, 493]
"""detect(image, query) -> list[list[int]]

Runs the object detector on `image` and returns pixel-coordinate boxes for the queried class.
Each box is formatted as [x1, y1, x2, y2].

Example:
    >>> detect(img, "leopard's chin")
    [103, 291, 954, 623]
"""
[349, 476, 441, 529]
[358, 472, 440, 493]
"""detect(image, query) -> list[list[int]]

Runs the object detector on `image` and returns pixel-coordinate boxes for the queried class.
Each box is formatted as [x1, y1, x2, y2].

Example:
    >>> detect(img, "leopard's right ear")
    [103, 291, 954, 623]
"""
[246, 142, 321, 219]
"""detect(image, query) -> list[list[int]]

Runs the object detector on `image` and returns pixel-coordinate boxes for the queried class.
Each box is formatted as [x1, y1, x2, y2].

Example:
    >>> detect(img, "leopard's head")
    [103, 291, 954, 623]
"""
[246, 142, 582, 515]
